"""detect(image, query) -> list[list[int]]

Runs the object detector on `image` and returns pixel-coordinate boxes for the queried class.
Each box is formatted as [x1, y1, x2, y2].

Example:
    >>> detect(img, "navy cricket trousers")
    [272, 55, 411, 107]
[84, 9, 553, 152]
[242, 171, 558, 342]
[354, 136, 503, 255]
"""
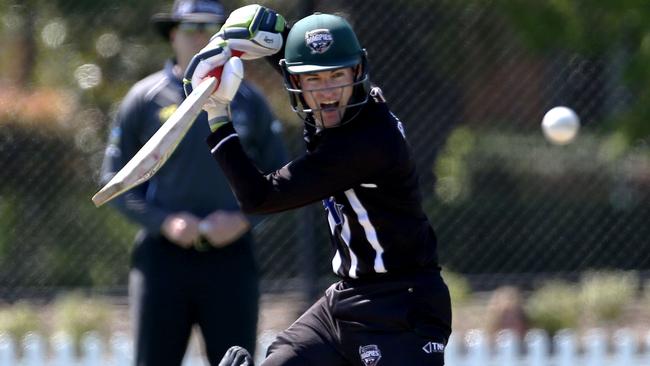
[130, 231, 259, 366]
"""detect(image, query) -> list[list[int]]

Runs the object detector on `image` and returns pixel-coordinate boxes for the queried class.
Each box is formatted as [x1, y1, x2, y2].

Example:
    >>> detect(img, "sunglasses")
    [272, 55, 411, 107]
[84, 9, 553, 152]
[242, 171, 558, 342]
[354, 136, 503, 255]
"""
[177, 22, 221, 34]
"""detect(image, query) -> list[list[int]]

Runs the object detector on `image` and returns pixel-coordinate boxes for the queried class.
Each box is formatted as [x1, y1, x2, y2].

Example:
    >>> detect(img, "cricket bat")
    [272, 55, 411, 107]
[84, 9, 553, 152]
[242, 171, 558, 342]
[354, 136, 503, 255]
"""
[91, 76, 218, 207]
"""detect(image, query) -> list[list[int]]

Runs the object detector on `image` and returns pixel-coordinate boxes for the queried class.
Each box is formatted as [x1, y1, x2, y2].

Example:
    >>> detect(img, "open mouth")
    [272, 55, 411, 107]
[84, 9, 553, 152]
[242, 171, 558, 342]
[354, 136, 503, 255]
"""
[320, 101, 340, 112]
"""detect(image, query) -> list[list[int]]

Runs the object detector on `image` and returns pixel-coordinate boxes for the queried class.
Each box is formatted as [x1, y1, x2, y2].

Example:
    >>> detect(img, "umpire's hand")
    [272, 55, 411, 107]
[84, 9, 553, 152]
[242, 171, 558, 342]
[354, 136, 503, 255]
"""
[161, 212, 201, 248]
[199, 210, 250, 248]
[218, 346, 253, 366]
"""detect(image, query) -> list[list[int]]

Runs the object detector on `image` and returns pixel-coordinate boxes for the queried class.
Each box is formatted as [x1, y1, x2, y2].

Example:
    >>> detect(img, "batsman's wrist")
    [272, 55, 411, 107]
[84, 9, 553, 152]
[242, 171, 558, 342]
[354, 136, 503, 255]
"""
[206, 121, 238, 151]
[207, 115, 232, 132]
[205, 101, 231, 132]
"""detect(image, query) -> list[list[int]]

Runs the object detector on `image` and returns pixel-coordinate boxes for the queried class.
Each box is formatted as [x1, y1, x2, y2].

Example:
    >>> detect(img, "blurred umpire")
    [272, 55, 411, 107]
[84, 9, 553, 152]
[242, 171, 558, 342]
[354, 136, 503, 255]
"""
[100, 1, 287, 365]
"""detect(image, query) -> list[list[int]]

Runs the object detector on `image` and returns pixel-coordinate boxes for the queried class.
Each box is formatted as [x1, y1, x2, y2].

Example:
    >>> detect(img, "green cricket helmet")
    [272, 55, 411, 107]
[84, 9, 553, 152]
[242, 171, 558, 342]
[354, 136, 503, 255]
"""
[280, 13, 370, 128]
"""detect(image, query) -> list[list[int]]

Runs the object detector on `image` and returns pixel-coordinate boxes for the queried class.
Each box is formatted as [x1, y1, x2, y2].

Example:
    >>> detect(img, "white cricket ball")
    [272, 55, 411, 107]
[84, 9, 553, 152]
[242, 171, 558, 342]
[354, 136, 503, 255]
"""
[541, 106, 580, 145]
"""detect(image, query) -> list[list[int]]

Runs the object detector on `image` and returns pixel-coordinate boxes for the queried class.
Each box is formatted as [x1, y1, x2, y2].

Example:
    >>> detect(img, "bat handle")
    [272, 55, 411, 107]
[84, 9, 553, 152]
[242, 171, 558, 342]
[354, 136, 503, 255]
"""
[206, 50, 244, 82]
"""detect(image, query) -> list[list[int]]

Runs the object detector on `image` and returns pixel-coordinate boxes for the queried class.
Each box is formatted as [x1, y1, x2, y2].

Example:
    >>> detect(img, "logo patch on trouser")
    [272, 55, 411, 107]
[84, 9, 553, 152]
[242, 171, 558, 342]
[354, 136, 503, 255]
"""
[422, 341, 445, 354]
[359, 344, 382, 366]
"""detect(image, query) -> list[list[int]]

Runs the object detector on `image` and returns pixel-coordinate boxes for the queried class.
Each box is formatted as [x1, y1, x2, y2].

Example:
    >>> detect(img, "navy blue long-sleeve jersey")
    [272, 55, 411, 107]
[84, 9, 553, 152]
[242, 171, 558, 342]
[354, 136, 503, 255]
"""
[207, 93, 439, 279]
[101, 60, 287, 233]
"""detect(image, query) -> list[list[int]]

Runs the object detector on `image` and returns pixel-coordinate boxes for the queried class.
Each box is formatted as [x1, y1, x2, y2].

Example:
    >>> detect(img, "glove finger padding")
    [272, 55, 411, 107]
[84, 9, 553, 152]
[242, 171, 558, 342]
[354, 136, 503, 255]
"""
[217, 4, 285, 60]
[212, 56, 244, 104]
[184, 37, 231, 96]
[203, 57, 244, 131]
[227, 34, 283, 60]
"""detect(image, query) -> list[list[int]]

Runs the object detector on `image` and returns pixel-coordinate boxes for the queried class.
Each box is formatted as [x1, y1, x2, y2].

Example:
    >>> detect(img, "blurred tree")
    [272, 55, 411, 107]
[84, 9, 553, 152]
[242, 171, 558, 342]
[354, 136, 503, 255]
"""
[1, 1, 36, 85]
[491, 0, 650, 142]
[0, 0, 158, 293]
[1, 0, 169, 108]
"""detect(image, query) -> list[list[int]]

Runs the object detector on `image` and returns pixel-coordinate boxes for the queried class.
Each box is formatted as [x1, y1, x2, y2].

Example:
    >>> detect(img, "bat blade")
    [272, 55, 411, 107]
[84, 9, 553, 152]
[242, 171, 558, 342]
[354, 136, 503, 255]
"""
[92, 77, 217, 207]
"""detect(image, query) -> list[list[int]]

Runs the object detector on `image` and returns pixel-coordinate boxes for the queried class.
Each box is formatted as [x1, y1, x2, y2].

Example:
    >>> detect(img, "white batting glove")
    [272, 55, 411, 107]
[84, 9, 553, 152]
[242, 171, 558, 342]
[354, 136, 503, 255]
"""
[216, 4, 285, 60]
[203, 57, 244, 132]
[183, 39, 244, 132]
[183, 36, 231, 96]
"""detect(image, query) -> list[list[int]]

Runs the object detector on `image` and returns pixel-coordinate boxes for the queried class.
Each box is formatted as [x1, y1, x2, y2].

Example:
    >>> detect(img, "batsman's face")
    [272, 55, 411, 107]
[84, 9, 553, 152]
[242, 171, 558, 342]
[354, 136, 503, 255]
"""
[298, 68, 355, 128]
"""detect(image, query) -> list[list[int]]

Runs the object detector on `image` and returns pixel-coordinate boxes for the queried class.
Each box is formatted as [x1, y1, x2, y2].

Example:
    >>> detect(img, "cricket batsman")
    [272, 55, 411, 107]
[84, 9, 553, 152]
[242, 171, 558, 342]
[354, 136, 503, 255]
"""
[186, 5, 453, 366]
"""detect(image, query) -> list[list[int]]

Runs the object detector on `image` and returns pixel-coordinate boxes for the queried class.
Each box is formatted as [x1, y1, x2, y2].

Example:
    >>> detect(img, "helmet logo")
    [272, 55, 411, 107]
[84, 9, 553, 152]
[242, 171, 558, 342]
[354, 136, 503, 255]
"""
[305, 29, 334, 54]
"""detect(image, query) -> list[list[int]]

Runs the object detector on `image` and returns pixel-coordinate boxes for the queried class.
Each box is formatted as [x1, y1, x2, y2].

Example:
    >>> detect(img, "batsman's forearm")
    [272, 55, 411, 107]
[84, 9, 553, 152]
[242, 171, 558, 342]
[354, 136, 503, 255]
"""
[207, 123, 274, 214]
[207, 123, 316, 214]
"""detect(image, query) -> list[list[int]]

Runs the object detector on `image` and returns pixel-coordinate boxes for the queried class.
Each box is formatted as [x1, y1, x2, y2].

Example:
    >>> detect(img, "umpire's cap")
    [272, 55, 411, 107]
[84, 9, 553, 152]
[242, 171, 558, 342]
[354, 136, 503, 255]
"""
[151, 0, 226, 40]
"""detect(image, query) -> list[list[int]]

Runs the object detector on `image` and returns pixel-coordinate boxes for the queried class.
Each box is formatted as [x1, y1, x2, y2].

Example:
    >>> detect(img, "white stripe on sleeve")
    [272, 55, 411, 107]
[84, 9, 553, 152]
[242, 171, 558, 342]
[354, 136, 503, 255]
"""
[210, 133, 238, 154]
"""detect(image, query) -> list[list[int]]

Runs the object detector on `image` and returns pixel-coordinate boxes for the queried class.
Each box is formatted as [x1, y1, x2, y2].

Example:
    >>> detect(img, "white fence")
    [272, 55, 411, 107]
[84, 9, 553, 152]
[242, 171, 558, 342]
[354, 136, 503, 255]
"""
[2, 328, 650, 365]
[0, 332, 132, 366]
[0, 330, 274, 366]
[445, 328, 650, 366]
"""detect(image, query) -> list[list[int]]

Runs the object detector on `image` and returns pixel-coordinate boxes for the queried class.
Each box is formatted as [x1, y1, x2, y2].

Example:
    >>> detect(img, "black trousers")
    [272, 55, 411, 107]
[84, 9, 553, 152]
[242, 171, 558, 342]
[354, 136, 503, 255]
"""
[130, 231, 259, 366]
[264, 271, 452, 366]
